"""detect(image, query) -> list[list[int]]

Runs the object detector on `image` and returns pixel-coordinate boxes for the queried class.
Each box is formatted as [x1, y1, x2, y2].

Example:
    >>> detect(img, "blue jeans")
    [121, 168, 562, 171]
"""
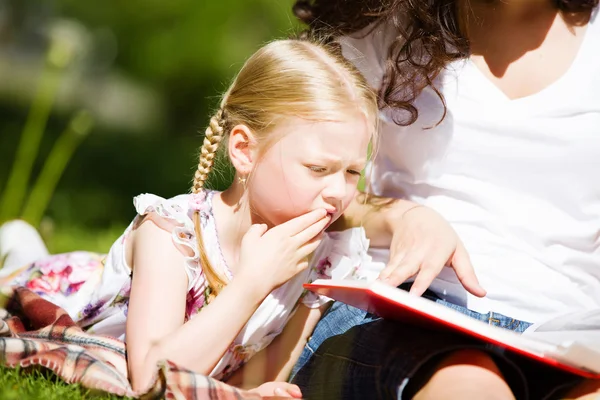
[290, 293, 581, 400]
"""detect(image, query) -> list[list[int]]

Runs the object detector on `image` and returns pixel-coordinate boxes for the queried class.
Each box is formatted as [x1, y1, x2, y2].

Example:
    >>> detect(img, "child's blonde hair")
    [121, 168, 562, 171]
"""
[191, 38, 378, 298]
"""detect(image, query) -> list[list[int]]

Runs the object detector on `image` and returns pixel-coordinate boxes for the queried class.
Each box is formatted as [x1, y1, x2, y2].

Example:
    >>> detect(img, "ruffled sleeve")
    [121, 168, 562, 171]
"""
[132, 193, 206, 291]
[301, 227, 384, 309]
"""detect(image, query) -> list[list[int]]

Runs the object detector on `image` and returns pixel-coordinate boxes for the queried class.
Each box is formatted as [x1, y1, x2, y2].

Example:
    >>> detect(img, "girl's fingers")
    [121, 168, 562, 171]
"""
[298, 237, 323, 259]
[275, 384, 302, 398]
[273, 387, 294, 398]
[292, 214, 330, 244]
[244, 223, 268, 239]
[278, 209, 328, 236]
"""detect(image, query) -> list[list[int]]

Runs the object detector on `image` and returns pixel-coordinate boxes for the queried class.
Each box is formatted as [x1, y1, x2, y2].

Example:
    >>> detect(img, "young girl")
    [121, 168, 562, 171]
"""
[0, 38, 380, 397]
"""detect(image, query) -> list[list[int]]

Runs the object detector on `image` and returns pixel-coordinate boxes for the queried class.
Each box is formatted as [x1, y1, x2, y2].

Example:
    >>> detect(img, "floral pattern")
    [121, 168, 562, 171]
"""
[219, 343, 259, 381]
[22, 252, 104, 297]
[79, 299, 109, 323]
[185, 282, 208, 319]
[315, 257, 332, 279]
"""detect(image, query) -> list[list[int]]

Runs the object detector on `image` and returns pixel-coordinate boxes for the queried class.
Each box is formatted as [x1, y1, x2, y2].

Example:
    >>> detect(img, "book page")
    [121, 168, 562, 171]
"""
[524, 309, 600, 351]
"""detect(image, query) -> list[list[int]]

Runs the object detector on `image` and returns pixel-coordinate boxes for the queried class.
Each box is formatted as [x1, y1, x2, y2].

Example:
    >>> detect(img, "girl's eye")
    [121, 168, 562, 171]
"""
[347, 169, 362, 176]
[308, 166, 326, 173]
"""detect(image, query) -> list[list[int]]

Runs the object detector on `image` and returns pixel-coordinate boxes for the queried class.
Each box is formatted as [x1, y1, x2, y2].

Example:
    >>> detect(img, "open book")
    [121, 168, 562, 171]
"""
[305, 279, 600, 379]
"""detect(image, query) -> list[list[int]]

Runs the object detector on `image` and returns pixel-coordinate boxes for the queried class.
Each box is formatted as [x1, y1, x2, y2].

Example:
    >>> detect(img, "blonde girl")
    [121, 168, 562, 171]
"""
[0, 37, 379, 397]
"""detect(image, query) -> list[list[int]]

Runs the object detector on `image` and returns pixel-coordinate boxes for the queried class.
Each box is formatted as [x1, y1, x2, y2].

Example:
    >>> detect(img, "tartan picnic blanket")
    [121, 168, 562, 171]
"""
[0, 286, 262, 400]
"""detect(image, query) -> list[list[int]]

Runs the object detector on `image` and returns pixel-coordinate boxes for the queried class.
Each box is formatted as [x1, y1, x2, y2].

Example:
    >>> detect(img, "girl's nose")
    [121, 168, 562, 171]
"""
[322, 173, 347, 201]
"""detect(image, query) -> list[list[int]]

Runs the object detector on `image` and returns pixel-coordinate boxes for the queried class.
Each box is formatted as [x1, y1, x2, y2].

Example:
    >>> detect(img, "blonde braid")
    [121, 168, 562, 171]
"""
[193, 109, 225, 193]
[192, 109, 228, 302]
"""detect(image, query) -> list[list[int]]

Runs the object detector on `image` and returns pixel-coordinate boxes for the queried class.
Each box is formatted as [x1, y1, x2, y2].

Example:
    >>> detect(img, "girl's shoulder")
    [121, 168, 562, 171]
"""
[127, 190, 226, 292]
[131, 190, 220, 234]
[133, 191, 216, 220]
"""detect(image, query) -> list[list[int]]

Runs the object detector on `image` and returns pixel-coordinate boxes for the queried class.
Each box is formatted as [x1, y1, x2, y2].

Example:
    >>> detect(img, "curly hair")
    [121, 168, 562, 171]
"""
[293, 0, 599, 126]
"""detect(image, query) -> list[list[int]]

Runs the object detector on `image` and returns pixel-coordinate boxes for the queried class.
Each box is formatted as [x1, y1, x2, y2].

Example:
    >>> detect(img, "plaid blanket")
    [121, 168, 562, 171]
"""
[0, 286, 262, 399]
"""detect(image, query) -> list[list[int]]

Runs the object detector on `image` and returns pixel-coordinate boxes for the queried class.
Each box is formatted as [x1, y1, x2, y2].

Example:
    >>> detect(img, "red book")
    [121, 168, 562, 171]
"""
[304, 279, 600, 379]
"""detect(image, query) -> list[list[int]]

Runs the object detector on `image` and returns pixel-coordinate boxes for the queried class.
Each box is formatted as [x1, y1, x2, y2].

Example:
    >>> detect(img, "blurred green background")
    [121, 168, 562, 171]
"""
[0, 0, 300, 253]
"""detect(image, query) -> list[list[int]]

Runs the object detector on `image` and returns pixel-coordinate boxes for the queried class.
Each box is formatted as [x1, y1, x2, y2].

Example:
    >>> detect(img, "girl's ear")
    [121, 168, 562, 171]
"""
[228, 124, 257, 175]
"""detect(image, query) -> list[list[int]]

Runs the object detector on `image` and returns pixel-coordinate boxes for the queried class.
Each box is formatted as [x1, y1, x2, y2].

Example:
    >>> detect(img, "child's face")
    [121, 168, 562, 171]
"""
[248, 115, 371, 228]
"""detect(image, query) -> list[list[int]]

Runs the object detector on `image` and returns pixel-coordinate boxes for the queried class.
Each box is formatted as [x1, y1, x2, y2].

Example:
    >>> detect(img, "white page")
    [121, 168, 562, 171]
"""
[524, 309, 600, 352]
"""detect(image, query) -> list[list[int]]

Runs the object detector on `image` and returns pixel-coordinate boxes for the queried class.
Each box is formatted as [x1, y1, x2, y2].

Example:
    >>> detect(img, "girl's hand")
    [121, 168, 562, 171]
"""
[377, 205, 486, 298]
[237, 208, 330, 293]
[248, 382, 303, 398]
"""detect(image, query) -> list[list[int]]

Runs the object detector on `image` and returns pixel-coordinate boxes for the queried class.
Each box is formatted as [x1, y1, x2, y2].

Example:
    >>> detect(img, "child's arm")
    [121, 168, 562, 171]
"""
[126, 209, 329, 392]
[126, 217, 269, 392]
[226, 303, 328, 388]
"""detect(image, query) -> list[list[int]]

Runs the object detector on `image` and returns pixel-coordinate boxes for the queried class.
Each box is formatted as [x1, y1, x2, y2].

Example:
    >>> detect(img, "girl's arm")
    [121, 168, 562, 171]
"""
[127, 208, 329, 392]
[126, 217, 269, 392]
[226, 303, 328, 388]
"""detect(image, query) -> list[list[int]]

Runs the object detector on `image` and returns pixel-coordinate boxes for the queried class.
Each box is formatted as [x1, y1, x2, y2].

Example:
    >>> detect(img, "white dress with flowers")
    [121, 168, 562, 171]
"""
[0, 191, 381, 380]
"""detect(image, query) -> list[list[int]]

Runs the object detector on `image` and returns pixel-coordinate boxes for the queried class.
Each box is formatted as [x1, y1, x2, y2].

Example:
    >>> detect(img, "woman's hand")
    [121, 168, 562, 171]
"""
[378, 205, 486, 298]
[248, 382, 303, 398]
[237, 208, 331, 293]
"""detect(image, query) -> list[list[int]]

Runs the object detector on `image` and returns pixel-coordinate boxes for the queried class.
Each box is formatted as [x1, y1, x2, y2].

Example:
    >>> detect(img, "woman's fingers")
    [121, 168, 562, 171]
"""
[408, 247, 451, 296]
[380, 250, 422, 287]
[377, 240, 407, 281]
[452, 241, 486, 297]
[375, 206, 483, 297]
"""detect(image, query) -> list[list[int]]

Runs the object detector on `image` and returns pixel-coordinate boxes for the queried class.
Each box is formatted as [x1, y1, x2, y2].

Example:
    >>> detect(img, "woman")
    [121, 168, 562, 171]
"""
[289, 1, 600, 399]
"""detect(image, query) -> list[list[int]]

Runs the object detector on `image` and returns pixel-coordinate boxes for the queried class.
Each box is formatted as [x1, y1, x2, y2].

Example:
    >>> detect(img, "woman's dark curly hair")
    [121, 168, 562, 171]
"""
[293, 0, 598, 126]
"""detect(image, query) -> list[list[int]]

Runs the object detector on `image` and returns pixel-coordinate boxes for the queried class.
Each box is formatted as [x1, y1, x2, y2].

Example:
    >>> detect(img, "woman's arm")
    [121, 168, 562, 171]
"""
[328, 191, 418, 247]
[125, 217, 269, 392]
[226, 303, 328, 389]
[331, 190, 486, 297]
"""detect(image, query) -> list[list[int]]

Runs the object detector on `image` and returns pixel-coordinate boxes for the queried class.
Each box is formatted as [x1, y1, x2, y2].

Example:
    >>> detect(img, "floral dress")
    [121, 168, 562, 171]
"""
[0, 191, 381, 380]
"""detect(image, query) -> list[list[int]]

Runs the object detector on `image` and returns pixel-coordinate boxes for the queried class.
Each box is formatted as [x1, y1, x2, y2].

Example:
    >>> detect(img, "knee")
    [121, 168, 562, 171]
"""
[412, 349, 515, 400]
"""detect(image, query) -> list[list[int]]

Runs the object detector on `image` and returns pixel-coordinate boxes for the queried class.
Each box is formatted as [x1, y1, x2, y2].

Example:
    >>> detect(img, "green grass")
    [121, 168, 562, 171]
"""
[42, 223, 126, 254]
[0, 366, 130, 400]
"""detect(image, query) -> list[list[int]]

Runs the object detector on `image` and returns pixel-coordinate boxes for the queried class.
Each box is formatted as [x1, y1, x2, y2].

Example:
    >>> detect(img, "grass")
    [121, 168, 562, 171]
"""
[42, 222, 126, 254]
[1, 224, 131, 399]
[0, 366, 130, 400]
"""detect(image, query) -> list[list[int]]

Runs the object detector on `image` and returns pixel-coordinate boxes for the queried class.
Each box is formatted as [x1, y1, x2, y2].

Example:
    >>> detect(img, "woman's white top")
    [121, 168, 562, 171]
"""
[340, 9, 600, 323]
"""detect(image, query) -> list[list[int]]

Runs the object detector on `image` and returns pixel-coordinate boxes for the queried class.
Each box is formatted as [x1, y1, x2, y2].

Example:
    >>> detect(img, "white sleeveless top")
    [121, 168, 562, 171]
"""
[62, 191, 379, 380]
[340, 9, 600, 324]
